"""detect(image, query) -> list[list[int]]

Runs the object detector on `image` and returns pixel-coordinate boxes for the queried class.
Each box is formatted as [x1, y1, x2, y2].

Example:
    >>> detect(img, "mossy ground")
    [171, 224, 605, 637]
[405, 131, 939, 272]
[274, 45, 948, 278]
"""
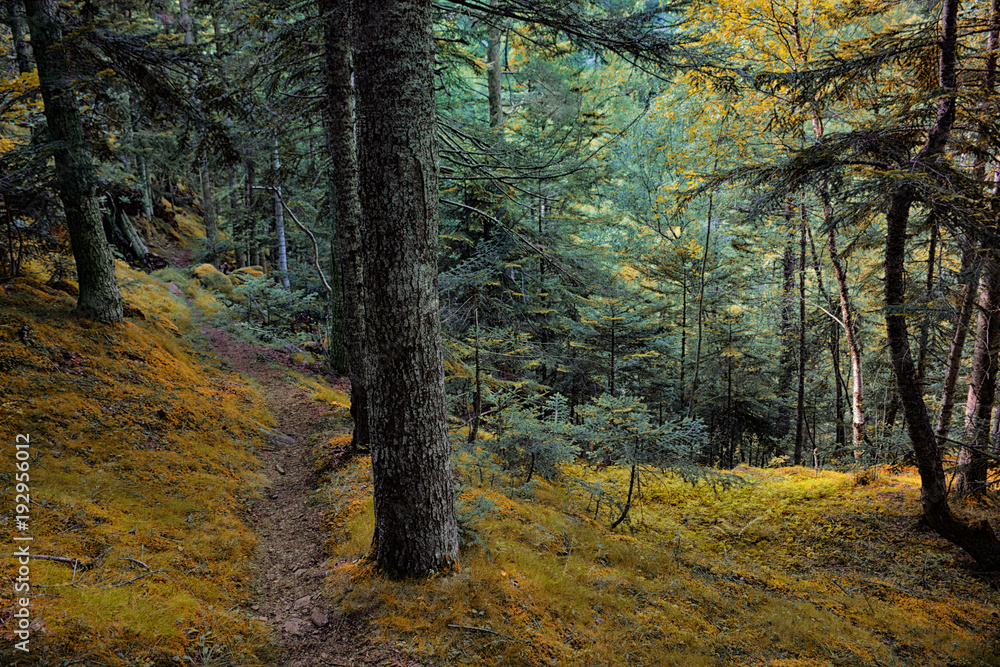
[319, 455, 1000, 666]
[0, 262, 277, 666]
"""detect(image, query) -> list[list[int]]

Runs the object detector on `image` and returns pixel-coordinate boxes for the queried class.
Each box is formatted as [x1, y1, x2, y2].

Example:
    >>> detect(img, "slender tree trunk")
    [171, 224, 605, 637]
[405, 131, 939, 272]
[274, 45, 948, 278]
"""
[322, 0, 369, 450]
[609, 464, 636, 529]
[354, 0, 459, 576]
[687, 195, 712, 418]
[272, 142, 290, 289]
[25, 0, 123, 323]
[795, 210, 807, 465]
[806, 225, 848, 454]
[916, 220, 938, 383]
[935, 245, 980, 440]
[954, 257, 1000, 496]
[777, 232, 796, 440]
[486, 5, 503, 129]
[953, 0, 1000, 497]
[884, 0, 1000, 570]
[828, 229, 866, 453]
[468, 306, 481, 443]
[5, 0, 33, 73]
[679, 271, 686, 409]
[200, 157, 217, 250]
[179, 0, 194, 45]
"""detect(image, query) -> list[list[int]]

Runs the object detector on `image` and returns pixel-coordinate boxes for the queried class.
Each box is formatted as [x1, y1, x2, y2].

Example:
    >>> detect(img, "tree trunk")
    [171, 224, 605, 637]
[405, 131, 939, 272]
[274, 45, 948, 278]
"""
[827, 228, 866, 454]
[954, 257, 1000, 496]
[795, 209, 806, 465]
[179, 0, 194, 45]
[272, 142, 290, 289]
[915, 220, 938, 383]
[687, 194, 712, 418]
[486, 5, 503, 129]
[884, 0, 1000, 571]
[468, 306, 481, 443]
[5, 0, 33, 73]
[200, 157, 217, 251]
[935, 245, 980, 441]
[322, 0, 369, 451]
[354, 0, 459, 576]
[25, 0, 123, 323]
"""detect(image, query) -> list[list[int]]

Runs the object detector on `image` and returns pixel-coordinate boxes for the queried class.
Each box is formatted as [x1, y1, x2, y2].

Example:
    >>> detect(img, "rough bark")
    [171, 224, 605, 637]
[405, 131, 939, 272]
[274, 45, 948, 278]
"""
[354, 0, 459, 576]
[25, 0, 123, 323]
[322, 0, 370, 451]
[884, 0, 1000, 570]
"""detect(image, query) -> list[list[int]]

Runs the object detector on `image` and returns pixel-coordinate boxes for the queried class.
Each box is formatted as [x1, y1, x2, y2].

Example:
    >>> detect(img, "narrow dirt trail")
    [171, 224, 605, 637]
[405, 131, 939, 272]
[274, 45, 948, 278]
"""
[167, 284, 396, 667]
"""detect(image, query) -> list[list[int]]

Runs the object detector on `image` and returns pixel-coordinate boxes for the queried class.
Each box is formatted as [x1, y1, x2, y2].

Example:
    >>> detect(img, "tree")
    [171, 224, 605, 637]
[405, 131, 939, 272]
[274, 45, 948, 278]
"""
[24, 0, 123, 323]
[883, 0, 1000, 570]
[322, 0, 369, 450]
[354, 0, 459, 576]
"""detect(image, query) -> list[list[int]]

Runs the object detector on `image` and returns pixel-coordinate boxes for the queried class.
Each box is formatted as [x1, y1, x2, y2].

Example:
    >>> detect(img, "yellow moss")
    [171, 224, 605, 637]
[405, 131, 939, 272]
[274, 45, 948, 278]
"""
[317, 455, 1000, 666]
[174, 207, 207, 245]
[192, 263, 235, 297]
[0, 271, 273, 666]
[231, 266, 265, 283]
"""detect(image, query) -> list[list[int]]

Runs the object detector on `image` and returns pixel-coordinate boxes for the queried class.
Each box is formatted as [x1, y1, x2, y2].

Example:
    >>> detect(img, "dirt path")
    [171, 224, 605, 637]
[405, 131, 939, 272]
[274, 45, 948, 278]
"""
[167, 284, 398, 667]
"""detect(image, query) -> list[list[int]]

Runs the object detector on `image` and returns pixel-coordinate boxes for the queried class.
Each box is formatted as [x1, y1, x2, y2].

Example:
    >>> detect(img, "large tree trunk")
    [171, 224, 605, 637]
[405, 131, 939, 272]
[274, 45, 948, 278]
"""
[25, 0, 123, 323]
[354, 0, 459, 576]
[884, 0, 1000, 571]
[322, 0, 369, 451]
[954, 257, 1000, 496]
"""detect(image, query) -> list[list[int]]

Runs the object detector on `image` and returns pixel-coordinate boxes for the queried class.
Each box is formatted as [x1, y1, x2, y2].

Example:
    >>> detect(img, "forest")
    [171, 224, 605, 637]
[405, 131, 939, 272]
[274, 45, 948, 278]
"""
[2, 0, 1000, 665]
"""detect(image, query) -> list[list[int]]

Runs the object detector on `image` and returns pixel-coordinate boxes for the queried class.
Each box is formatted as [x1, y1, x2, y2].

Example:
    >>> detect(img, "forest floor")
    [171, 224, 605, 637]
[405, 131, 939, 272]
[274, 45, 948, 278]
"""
[170, 283, 409, 667]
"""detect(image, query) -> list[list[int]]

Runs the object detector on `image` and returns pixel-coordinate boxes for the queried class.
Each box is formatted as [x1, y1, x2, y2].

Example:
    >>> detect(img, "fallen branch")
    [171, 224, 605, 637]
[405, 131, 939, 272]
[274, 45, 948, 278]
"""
[126, 557, 151, 571]
[8, 554, 94, 570]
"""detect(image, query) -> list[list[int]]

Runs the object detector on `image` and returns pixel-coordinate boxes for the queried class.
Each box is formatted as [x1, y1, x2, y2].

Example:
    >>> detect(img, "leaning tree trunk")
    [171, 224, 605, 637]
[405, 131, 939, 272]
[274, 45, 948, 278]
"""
[354, 0, 459, 576]
[322, 0, 369, 451]
[884, 0, 1000, 570]
[25, 0, 122, 323]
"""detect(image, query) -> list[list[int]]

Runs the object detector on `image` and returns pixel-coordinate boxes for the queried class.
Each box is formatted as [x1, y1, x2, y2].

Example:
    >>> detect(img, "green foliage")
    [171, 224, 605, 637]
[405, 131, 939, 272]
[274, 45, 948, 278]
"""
[483, 392, 579, 487]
